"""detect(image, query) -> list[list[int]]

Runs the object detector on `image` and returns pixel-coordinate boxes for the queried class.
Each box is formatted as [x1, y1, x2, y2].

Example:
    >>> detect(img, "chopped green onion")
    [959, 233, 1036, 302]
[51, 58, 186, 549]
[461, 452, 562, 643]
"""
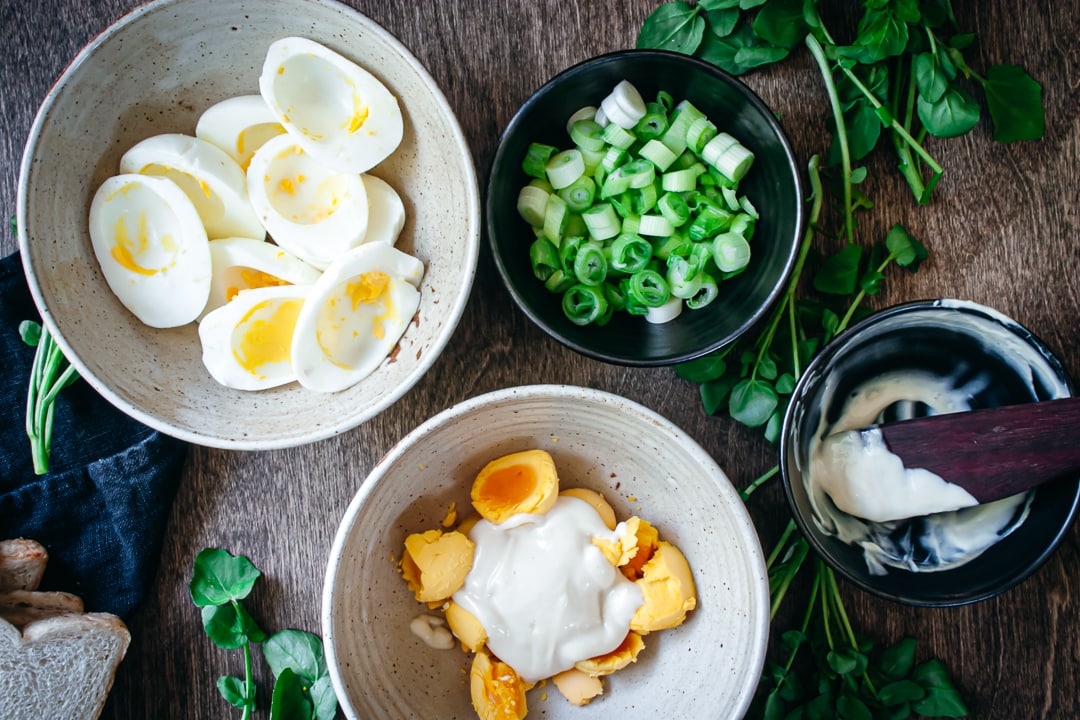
[572, 241, 608, 286]
[686, 116, 718, 154]
[638, 139, 678, 171]
[609, 233, 653, 273]
[629, 184, 658, 215]
[558, 175, 597, 213]
[666, 255, 703, 299]
[634, 101, 669, 140]
[529, 237, 559, 281]
[543, 194, 569, 242]
[729, 212, 755, 240]
[687, 202, 733, 241]
[686, 273, 718, 310]
[582, 203, 620, 241]
[604, 280, 628, 311]
[661, 165, 704, 193]
[546, 149, 585, 189]
[601, 146, 629, 172]
[628, 268, 670, 307]
[545, 269, 575, 294]
[645, 295, 684, 324]
[713, 142, 755, 183]
[523, 142, 556, 179]
[562, 283, 608, 326]
[570, 119, 607, 153]
[601, 80, 647, 130]
[712, 232, 752, 272]
[638, 214, 675, 237]
[601, 122, 636, 150]
[701, 133, 739, 168]
[516, 185, 549, 226]
[565, 106, 597, 135]
[657, 192, 690, 227]
[739, 194, 759, 219]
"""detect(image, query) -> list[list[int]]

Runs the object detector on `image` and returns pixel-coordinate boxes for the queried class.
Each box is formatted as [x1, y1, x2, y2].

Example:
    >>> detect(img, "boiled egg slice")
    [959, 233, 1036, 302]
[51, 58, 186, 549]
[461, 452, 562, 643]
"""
[246, 134, 369, 269]
[259, 36, 403, 174]
[198, 284, 311, 391]
[360, 174, 406, 247]
[195, 94, 286, 170]
[119, 133, 265, 241]
[203, 237, 323, 318]
[291, 243, 423, 393]
[88, 173, 212, 328]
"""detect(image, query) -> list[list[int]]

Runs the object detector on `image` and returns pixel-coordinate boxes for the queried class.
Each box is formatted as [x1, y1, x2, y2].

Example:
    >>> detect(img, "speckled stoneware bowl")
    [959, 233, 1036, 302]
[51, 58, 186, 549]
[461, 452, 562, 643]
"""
[17, 0, 479, 449]
[323, 384, 770, 720]
[781, 300, 1079, 606]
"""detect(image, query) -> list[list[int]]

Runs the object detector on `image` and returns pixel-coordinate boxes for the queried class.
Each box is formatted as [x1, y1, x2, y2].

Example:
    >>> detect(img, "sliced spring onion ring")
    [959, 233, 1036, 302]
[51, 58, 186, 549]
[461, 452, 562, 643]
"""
[546, 149, 585, 189]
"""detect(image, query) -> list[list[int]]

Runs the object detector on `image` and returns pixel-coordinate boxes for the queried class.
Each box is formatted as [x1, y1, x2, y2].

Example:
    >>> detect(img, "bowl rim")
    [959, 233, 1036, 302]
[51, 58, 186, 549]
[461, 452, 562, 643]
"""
[15, 0, 482, 450]
[779, 298, 1080, 607]
[485, 48, 806, 367]
[322, 382, 771, 719]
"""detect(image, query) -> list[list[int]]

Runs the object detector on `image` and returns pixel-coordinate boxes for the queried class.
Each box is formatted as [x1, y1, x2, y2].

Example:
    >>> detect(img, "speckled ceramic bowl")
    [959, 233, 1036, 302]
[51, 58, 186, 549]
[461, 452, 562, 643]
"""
[323, 384, 770, 720]
[17, 0, 479, 449]
[781, 300, 1079, 606]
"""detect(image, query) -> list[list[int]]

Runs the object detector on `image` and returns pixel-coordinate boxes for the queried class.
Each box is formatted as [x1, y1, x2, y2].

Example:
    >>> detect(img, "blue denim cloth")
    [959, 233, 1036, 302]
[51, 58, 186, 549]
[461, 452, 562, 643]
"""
[0, 252, 186, 619]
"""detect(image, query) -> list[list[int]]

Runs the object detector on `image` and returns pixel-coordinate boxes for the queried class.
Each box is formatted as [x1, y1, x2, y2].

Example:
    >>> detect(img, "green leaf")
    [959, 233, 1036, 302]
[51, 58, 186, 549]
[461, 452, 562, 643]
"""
[264, 629, 328, 686]
[309, 677, 339, 720]
[920, 0, 956, 28]
[706, 7, 740, 38]
[859, 268, 884, 295]
[813, 245, 863, 295]
[763, 688, 787, 720]
[201, 601, 266, 649]
[701, 373, 737, 415]
[885, 223, 928, 270]
[879, 636, 918, 679]
[912, 658, 957, 690]
[729, 378, 778, 427]
[190, 548, 262, 607]
[914, 687, 969, 717]
[917, 84, 979, 138]
[752, 0, 808, 49]
[698, 22, 787, 75]
[827, 649, 858, 676]
[805, 691, 837, 720]
[839, 8, 910, 64]
[914, 52, 949, 103]
[775, 373, 795, 394]
[740, 0, 766, 7]
[18, 320, 42, 347]
[676, 353, 726, 383]
[781, 630, 807, 652]
[837, 694, 872, 720]
[216, 676, 249, 709]
[878, 679, 926, 706]
[981, 64, 1045, 142]
[270, 667, 314, 720]
[637, 2, 705, 55]
[757, 353, 778, 380]
[699, 0, 742, 8]
[764, 410, 782, 442]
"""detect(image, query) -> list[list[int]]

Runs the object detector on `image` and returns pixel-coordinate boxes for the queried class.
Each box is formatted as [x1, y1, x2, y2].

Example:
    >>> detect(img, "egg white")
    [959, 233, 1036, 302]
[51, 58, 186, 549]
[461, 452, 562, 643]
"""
[203, 236, 323, 318]
[119, 133, 265, 241]
[88, 173, 212, 328]
[246, 134, 369, 269]
[260, 36, 404, 175]
[198, 284, 312, 391]
[196, 94, 286, 170]
[291, 243, 423, 393]
[360, 174, 406, 247]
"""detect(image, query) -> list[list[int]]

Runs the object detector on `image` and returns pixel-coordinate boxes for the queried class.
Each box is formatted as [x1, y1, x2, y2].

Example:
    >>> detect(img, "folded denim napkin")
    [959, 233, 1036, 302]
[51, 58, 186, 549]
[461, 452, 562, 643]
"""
[0, 251, 187, 619]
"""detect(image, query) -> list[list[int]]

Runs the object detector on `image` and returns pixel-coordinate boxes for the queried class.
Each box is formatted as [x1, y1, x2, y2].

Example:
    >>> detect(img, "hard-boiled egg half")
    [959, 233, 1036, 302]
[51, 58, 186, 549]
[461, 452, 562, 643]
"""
[89, 37, 420, 395]
[195, 94, 286, 170]
[119, 133, 265, 241]
[203, 237, 322, 318]
[199, 284, 311, 391]
[88, 173, 212, 328]
[291, 243, 423, 393]
[260, 36, 404, 175]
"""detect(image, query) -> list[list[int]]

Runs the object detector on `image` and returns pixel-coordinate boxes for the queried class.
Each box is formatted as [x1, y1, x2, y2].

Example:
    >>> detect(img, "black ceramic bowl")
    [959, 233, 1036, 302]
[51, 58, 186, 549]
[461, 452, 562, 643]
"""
[780, 300, 1079, 606]
[486, 50, 804, 366]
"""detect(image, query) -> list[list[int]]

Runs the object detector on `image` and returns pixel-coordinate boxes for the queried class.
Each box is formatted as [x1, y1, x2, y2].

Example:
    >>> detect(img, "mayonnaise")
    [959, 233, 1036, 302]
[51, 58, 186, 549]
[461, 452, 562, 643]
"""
[453, 496, 643, 684]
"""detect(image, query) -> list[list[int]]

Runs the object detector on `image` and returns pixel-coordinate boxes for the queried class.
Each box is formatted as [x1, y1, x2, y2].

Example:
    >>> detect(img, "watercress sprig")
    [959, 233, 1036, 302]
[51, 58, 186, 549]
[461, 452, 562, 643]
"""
[189, 548, 338, 720]
[20, 319, 79, 475]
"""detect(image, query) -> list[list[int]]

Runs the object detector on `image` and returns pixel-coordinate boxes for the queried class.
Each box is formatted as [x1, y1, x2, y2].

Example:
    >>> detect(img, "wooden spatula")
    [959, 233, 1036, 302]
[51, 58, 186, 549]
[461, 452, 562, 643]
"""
[860, 396, 1080, 505]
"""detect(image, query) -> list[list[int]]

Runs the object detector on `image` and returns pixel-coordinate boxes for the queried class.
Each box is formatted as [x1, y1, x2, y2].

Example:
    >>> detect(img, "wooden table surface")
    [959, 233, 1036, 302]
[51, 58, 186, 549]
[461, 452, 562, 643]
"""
[3, 1, 1078, 718]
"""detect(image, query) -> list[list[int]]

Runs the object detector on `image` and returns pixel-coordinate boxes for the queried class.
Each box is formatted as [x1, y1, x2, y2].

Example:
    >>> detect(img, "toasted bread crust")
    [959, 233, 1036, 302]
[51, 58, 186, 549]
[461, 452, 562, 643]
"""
[0, 538, 49, 592]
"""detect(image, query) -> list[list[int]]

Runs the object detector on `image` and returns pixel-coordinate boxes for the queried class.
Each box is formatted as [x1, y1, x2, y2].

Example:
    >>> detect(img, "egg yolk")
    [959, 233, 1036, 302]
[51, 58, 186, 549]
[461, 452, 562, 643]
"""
[346, 93, 370, 133]
[400, 529, 475, 603]
[346, 271, 389, 309]
[471, 449, 559, 524]
[629, 541, 697, 634]
[470, 650, 528, 720]
[111, 212, 175, 275]
[226, 267, 289, 302]
[231, 298, 303, 377]
[574, 631, 645, 676]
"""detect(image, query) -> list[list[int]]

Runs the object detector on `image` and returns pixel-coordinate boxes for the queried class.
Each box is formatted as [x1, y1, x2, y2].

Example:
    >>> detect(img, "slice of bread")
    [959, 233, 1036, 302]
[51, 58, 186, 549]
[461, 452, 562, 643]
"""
[0, 589, 85, 628]
[0, 612, 131, 720]
[0, 538, 48, 591]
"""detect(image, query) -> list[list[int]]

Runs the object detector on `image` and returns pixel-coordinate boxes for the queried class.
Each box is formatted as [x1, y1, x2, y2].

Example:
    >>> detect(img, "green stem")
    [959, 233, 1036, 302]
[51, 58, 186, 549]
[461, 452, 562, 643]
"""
[242, 639, 254, 720]
[770, 537, 809, 621]
[765, 518, 798, 569]
[805, 34, 855, 246]
[836, 254, 897, 332]
[740, 464, 779, 502]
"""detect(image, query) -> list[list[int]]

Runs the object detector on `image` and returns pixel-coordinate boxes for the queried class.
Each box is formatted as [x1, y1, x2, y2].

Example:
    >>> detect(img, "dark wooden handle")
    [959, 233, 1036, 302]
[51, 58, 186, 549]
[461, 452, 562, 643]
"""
[878, 397, 1080, 503]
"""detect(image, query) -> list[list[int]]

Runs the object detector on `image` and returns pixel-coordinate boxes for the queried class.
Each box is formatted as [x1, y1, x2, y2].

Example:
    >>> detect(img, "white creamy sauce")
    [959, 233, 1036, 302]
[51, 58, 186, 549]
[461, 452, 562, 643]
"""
[409, 614, 456, 650]
[805, 369, 1032, 574]
[453, 496, 643, 684]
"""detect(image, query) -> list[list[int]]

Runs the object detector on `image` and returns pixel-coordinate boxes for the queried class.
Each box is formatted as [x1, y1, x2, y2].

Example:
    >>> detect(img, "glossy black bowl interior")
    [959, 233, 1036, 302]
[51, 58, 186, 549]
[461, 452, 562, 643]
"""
[780, 300, 1079, 606]
[486, 50, 804, 366]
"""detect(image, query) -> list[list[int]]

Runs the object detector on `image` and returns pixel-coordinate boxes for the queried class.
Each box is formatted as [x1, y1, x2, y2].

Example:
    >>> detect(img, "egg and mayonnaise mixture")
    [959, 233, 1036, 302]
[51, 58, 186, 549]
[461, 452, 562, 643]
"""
[88, 37, 419, 393]
[399, 450, 697, 718]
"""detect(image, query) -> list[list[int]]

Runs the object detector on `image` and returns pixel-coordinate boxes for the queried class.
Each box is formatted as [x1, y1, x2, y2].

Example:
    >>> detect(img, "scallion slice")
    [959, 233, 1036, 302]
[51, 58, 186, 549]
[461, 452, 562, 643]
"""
[516, 185, 549, 226]
[582, 203, 620, 241]
[522, 142, 556, 179]
[546, 149, 585, 189]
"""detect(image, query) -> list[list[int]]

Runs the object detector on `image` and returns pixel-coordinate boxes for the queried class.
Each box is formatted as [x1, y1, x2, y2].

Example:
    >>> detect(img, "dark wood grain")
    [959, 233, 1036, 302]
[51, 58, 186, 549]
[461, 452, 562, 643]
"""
[2, 1, 1079, 718]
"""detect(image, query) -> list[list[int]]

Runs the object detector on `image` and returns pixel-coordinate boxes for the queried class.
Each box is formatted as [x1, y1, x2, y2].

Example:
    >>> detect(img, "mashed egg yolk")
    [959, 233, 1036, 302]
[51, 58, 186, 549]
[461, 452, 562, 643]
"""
[471, 449, 559, 524]
[550, 668, 603, 707]
[574, 631, 645, 677]
[400, 529, 474, 603]
[630, 541, 697, 634]
[470, 650, 528, 720]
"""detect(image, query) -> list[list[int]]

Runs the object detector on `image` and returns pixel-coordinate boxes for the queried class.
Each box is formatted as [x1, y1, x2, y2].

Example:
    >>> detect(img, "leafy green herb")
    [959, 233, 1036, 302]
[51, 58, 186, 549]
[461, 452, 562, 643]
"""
[189, 548, 338, 720]
[20, 319, 79, 475]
